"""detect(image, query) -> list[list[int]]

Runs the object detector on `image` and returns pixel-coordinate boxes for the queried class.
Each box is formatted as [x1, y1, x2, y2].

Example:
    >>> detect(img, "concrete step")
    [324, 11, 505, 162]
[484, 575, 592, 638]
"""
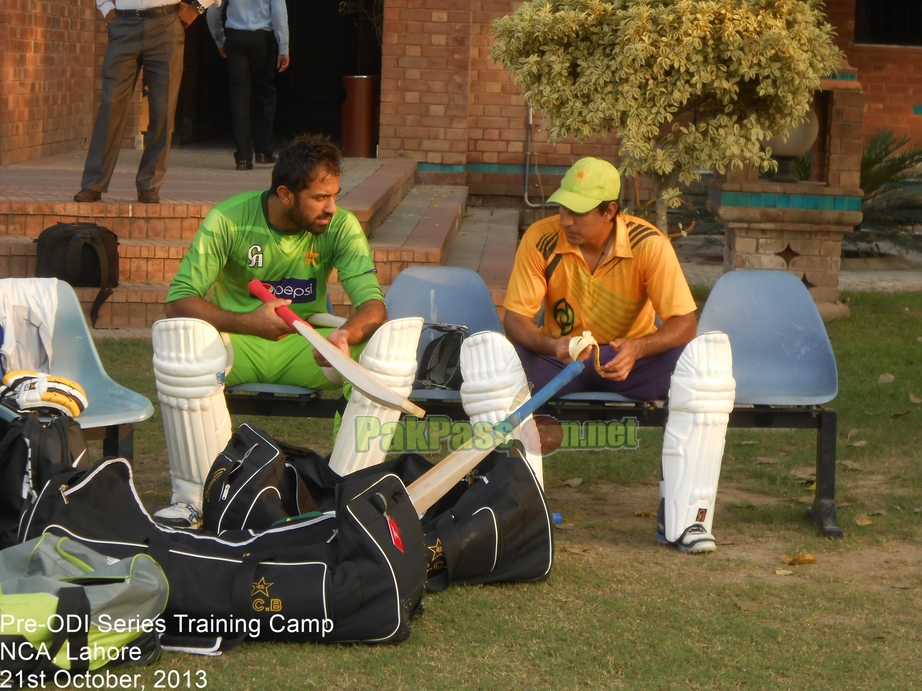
[366, 184, 468, 285]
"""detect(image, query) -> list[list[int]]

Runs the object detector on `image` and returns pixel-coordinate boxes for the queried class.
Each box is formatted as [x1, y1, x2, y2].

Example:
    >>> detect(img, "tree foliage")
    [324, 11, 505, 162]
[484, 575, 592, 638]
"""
[491, 0, 843, 209]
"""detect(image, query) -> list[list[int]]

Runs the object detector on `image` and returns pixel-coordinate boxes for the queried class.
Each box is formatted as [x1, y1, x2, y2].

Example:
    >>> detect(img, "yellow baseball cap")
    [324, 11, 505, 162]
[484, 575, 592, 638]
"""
[547, 157, 621, 213]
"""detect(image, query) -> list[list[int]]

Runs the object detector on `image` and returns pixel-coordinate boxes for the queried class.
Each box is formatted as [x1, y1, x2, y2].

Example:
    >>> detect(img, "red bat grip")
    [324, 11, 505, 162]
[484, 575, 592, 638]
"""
[247, 279, 304, 331]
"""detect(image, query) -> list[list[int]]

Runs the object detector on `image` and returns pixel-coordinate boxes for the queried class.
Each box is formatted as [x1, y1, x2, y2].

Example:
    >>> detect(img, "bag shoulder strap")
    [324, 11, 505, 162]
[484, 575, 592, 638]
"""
[66, 227, 112, 328]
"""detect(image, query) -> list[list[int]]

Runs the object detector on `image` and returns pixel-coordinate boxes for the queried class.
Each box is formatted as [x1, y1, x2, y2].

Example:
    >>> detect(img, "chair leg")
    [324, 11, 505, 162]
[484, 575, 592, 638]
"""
[103, 424, 134, 460]
[809, 409, 842, 538]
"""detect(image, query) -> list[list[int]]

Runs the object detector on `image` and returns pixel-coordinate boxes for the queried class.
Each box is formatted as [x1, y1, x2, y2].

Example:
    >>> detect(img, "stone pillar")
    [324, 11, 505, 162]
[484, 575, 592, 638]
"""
[707, 65, 865, 321]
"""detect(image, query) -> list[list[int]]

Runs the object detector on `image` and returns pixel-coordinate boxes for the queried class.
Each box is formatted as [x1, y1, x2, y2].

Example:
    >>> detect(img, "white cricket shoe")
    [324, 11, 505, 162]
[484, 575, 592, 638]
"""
[153, 503, 202, 530]
[656, 524, 717, 554]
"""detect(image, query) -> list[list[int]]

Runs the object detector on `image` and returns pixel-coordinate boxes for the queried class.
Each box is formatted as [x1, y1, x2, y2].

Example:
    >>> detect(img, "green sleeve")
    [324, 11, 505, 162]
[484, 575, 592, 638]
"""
[166, 208, 232, 303]
[332, 211, 384, 309]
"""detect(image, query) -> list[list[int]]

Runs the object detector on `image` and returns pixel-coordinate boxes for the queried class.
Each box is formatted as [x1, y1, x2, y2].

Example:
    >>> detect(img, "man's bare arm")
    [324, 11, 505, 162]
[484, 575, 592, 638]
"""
[315, 298, 387, 365]
[503, 309, 573, 361]
[164, 295, 294, 341]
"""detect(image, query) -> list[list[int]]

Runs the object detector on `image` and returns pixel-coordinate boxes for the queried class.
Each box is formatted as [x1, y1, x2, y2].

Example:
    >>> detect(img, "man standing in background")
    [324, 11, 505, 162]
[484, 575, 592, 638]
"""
[206, 0, 290, 171]
[74, 0, 218, 205]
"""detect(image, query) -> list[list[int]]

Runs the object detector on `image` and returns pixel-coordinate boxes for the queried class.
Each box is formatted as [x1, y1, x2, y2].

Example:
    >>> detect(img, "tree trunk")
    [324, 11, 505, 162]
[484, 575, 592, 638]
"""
[654, 175, 668, 232]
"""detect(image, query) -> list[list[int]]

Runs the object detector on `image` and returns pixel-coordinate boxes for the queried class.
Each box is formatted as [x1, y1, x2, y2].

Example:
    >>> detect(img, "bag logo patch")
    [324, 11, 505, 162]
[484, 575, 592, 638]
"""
[251, 577, 282, 612]
[696, 508, 708, 523]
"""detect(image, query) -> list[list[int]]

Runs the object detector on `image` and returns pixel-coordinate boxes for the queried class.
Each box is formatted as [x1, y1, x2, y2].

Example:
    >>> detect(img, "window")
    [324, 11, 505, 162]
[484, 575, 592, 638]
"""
[855, 0, 922, 46]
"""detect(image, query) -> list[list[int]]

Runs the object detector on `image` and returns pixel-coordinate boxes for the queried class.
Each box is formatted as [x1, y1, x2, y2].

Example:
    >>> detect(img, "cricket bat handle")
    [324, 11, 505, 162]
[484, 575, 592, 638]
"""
[248, 279, 305, 331]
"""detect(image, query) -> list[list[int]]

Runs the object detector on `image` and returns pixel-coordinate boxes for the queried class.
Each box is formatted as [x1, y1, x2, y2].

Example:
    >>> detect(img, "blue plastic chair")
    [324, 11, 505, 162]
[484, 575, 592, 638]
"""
[1, 280, 157, 458]
[697, 269, 837, 405]
[385, 266, 503, 403]
[51, 280, 155, 457]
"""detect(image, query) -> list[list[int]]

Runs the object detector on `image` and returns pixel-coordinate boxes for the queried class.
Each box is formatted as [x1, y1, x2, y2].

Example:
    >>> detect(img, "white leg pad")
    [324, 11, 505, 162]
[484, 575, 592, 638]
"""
[459, 331, 544, 487]
[328, 317, 423, 476]
[661, 332, 736, 543]
[152, 318, 233, 511]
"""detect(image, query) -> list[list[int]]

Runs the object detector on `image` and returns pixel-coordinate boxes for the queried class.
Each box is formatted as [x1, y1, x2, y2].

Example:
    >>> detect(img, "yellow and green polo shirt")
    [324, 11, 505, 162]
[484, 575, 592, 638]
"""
[504, 213, 696, 343]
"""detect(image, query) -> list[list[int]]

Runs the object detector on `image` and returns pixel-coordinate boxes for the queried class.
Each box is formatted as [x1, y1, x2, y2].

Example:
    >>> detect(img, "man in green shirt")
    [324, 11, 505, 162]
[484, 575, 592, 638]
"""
[152, 134, 386, 528]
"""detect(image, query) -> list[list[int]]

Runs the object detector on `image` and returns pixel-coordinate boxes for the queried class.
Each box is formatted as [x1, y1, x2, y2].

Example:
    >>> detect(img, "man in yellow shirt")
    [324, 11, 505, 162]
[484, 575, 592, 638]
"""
[504, 158, 737, 555]
[503, 157, 697, 400]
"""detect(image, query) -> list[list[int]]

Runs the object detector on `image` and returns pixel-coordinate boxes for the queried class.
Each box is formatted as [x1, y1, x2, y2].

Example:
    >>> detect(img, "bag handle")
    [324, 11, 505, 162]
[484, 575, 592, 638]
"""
[33, 586, 91, 675]
[66, 228, 112, 329]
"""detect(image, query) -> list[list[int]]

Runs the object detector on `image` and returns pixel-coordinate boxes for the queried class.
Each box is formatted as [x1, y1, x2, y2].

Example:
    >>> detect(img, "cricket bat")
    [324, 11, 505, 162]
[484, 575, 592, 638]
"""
[407, 359, 585, 515]
[248, 279, 425, 417]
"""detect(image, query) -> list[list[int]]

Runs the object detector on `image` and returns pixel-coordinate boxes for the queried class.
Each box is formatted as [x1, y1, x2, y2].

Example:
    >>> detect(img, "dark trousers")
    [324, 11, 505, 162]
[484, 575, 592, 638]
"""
[81, 14, 184, 193]
[225, 28, 278, 163]
[514, 343, 686, 401]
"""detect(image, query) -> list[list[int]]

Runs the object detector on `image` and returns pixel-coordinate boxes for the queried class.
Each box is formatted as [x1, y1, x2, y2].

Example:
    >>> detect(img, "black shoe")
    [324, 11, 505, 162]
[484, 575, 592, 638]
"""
[74, 188, 101, 203]
[236, 160, 254, 171]
[137, 188, 160, 204]
[255, 153, 275, 164]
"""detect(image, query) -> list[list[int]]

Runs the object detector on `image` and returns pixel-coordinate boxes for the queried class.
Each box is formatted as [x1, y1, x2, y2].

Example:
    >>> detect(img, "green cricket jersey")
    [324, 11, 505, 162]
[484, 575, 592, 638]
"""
[167, 190, 383, 318]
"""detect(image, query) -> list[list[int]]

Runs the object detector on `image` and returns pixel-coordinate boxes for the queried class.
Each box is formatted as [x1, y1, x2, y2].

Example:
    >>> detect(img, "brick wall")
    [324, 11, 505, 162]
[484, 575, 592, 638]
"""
[0, 0, 144, 166]
[827, 0, 922, 142]
[379, 0, 620, 199]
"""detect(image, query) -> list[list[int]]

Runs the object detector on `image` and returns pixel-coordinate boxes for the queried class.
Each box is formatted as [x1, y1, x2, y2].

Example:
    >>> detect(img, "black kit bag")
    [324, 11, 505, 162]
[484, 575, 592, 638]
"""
[0, 409, 89, 550]
[201, 424, 316, 534]
[34, 222, 120, 327]
[20, 458, 427, 646]
[247, 438, 555, 593]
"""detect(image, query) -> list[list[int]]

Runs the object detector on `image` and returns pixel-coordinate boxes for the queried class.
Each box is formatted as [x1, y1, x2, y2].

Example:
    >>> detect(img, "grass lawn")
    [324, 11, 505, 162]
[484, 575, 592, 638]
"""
[90, 290, 922, 691]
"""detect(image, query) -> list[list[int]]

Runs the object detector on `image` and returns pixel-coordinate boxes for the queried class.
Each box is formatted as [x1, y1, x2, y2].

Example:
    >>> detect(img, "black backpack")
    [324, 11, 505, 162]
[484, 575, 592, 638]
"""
[202, 424, 317, 534]
[34, 222, 120, 328]
[414, 323, 468, 390]
[0, 410, 90, 549]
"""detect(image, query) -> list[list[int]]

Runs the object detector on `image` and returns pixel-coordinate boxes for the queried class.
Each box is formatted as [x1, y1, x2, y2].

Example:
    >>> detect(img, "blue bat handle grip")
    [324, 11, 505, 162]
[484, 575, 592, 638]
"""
[507, 359, 584, 428]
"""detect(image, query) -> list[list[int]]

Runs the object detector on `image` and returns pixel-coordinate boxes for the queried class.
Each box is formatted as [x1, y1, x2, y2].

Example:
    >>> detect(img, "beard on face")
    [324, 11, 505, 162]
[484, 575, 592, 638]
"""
[288, 194, 333, 235]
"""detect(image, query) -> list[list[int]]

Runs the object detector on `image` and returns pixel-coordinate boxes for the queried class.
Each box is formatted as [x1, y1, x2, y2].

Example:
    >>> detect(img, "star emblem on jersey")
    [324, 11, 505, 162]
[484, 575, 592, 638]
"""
[251, 576, 274, 598]
[304, 248, 320, 267]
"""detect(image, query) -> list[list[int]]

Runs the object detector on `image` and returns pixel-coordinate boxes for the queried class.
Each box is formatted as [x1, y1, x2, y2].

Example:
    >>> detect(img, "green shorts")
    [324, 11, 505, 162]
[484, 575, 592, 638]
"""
[225, 329, 367, 390]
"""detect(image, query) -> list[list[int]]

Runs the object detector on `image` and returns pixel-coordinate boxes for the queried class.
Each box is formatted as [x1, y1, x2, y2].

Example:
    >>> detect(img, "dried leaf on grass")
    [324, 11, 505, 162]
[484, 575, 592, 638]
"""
[879, 373, 895, 384]
[838, 460, 861, 471]
[847, 428, 859, 439]
[849, 440, 868, 448]
[776, 569, 794, 576]
[562, 478, 583, 488]
[635, 510, 656, 518]
[554, 523, 576, 531]
[910, 393, 922, 404]
[736, 601, 767, 612]
[756, 457, 780, 465]
[791, 466, 816, 480]
[869, 509, 888, 516]
[782, 552, 817, 565]
[891, 410, 911, 419]
[855, 515, 873, 526]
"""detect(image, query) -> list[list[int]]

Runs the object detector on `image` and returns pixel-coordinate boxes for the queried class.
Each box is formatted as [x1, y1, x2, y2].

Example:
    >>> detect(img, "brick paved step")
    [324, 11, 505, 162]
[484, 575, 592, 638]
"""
[443, 207, 519, 318]
[0, 235, 189, 284]
[338, 159, 416, 236]
[366, 184, 468, 285]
